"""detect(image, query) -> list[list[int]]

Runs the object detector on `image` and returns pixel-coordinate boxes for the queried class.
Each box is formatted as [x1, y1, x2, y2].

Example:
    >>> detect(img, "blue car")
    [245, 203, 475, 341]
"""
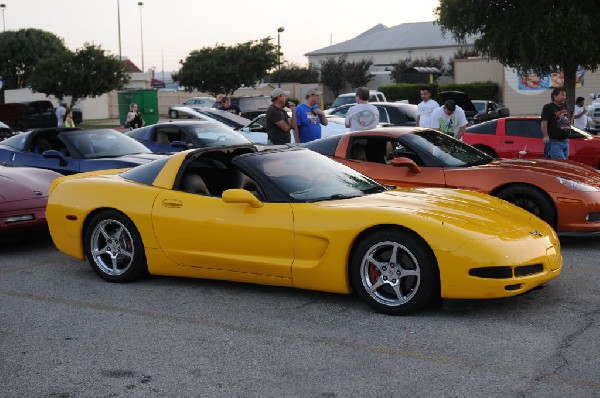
[0, 128, 167, 175]
[126, 120, 252, 154]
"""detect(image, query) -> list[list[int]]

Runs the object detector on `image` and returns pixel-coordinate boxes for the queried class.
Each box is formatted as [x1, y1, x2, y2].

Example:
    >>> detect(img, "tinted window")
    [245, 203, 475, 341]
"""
[466, 120, 498, 135]
[299, 135, 342, 156]
[121, 157, 170, 186]
[506, 120, 542, 138]
[0, 133, 28, 149]
[127, 127, 149, 140]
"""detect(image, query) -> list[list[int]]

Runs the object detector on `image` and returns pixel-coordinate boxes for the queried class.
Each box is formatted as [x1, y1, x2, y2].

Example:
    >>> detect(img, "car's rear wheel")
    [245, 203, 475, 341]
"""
[350, 228, 438, 315]
[169, 109, 178, 119]
[495, 185, 557, 228]
[84, 210, 147, 282]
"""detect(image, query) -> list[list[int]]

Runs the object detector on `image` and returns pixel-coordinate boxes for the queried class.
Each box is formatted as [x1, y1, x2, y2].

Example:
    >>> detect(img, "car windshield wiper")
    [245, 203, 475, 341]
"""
[362, 186, 388, 194]
[466, 158, 493, 167]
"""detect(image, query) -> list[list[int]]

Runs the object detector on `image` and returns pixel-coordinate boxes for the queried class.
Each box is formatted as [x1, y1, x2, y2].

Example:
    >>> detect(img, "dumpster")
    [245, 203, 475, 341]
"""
[117, 89, 159, 127]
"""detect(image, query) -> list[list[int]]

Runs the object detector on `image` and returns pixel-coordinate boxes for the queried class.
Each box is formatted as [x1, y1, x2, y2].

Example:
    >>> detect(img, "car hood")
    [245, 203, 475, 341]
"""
[326, 187, 538, 237]
[438, 91, 477, 114]
[0, 167, 60, 202]
[464, 158, 600, 188]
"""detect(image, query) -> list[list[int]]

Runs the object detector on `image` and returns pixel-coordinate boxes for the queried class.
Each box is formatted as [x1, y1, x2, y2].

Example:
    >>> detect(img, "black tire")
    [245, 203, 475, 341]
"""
[349, 228, 438, 315]
[84, 210, 147, 282]
[475, 145, 497, 158]
[169, 109, 179, 119]
[495, 185, 557, 228]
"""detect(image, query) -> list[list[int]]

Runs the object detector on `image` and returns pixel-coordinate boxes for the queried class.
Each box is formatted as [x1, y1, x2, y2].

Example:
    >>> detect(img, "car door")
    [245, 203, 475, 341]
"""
[340, 137, 447, 188]
[499, 119, 545, 158]
[3, 134, 80, 174]
[152, 189, 294, 278]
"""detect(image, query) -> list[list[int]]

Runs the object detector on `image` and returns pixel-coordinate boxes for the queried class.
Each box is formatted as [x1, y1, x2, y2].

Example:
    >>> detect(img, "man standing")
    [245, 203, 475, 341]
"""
[55, 101, 67, 128]
[220, 96, 242, 115]
[541, 87, 570, 160]
[430, 100, 468, 140]
[296, 88, 328, 143]
[265, 88, 297, 145]
[572, 96, 587, 131]
[416, 86, 439, 128]
[345, 87, 379, 131]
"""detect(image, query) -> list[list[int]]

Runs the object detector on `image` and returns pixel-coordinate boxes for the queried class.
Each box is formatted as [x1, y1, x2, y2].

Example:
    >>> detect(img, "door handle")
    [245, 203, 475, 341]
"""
[162, 199, 183, 208]
[503, 140, 514, 144]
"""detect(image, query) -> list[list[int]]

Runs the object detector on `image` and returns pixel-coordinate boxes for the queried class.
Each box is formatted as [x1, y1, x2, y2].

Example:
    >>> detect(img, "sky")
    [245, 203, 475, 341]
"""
[0, 0, 440, 74]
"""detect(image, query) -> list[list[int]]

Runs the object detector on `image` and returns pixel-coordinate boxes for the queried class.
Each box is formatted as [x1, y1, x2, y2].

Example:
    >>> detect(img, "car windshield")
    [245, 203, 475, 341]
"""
[402, 130, 493, 167]
[241, 149, 387, 202]
[61, 129, 151, 159]
[184, 123, 251, 146]
[331, 96, 356, 108]
[473, 102, 486, 113]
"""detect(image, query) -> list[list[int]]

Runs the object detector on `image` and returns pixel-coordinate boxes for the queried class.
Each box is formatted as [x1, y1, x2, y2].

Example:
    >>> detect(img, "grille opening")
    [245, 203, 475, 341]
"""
[514, 264, 543, 277]
[586, 213, 600, 222]
[505, 284, 522, 291]
[469, 267, 512, 279]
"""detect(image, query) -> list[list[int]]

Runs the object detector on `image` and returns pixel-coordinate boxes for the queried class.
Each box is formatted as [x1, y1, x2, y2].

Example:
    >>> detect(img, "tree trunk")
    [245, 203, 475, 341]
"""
[562, 63, 577, 113]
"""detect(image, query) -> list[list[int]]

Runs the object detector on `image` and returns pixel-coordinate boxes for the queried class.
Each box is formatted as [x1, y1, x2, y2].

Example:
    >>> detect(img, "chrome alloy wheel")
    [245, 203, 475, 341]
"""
[360, 240, 421, 307]
[90, 218, 135, 276]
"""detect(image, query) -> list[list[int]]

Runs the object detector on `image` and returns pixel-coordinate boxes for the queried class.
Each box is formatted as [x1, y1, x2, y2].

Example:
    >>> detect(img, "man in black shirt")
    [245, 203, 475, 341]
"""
[541, 87, 570, 159]
[265, 88, 297, 145]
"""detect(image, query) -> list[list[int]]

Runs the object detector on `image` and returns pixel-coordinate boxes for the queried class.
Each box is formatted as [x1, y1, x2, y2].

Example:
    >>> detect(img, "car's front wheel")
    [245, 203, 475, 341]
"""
[169, 109, 179, 119]
[350, 228, 438, 315]
[84, 210, 147, 282]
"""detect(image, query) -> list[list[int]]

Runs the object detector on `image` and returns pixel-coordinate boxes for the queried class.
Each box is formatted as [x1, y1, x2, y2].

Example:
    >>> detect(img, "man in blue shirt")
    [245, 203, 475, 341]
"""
[296, 88, 328, 143]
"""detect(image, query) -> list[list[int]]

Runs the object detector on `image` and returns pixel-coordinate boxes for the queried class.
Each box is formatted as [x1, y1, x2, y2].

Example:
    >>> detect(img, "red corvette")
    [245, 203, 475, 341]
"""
[0, 166, 62, 233]
[463, 117, 600, 169]
[301, 128, 600, 236]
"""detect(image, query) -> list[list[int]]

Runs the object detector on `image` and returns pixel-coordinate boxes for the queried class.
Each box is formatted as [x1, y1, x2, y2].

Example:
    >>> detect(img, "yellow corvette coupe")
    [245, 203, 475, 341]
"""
[46, 145, 562, 315]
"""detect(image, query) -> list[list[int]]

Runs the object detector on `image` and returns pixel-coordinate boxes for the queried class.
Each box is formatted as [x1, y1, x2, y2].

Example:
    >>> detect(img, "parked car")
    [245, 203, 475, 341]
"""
[0, 100, 82, 131]
[586, 101, 600, 134]
[463, 117, 600, 169]
[324, 102, 417, 127]
[0, 166, 62, 233]
[0, 128, 166, 174]
[300, 127, 600, 236]
[230, 95, 271, 119]
[126, 120, 253, 153]
[168, 97, 216, 119]
[330, 90, 387, 108]
[0, 121, 16, 141]
[239, 112, 349, 144]
[46, 144, 561, 315]
[472, 100, 510, 123]
[169, 106, 251, 130]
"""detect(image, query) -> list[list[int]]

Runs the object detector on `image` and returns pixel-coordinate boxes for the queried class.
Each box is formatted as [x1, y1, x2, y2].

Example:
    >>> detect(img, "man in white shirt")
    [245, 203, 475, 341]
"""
[55, 101, 67, 128]
[572, 96, 588, 130]
[430, 100, 468, 140]
[416, 86, 439, 128]
[345, 87, 379, 131]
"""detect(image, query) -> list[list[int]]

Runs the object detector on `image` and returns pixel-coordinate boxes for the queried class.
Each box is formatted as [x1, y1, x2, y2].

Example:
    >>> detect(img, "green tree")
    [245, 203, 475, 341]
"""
[0, 28, 68, 91]
[344, 59, 374, 89]
[266, 62, 319, 84]
[435, 1, 600, 110]
[175, 38, 277, 95]
[29, 43, 129, 108]
[320, 55, 347, 97]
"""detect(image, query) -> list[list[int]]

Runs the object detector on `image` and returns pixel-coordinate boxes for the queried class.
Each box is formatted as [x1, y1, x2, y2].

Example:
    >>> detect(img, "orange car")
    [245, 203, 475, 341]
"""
[301, 128, 600, 236]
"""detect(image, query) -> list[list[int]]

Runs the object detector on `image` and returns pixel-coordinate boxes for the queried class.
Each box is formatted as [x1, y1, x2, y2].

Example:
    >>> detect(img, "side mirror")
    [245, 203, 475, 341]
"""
[222, 188, 263, 208]
[390, 157, 421, 173]
[42, 149, 68, 166]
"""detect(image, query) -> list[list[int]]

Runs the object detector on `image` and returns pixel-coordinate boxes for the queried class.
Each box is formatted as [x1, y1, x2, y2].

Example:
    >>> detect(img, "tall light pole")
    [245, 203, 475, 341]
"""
[1, 4, 6, 33]
[277, 27, 284, 88]
[138, 1, 145, 72]
[116, 0, 122, 61]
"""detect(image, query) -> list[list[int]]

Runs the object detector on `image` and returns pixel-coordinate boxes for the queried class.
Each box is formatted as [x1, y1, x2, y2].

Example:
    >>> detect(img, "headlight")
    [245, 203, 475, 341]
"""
[556, 176, 599, 192]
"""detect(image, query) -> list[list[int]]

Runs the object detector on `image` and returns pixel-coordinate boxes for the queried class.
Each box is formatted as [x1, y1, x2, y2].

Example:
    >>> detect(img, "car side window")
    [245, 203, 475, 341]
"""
[386, 107, 408, 125]
[466, 120, 497, 135]
[377, 107, 390, 124]
[506, 120, 542, 138]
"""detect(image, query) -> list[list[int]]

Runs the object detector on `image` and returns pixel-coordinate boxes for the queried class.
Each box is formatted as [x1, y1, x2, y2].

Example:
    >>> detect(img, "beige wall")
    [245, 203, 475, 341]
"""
[455, 58, 600, 116]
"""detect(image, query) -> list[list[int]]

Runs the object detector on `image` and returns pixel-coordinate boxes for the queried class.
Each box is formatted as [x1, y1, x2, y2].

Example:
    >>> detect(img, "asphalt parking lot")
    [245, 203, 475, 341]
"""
[1, 231, 599, 397]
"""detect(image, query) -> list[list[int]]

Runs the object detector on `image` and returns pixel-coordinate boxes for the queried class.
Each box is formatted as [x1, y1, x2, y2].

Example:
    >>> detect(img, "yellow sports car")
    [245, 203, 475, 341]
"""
[46, 145, 562, 315]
